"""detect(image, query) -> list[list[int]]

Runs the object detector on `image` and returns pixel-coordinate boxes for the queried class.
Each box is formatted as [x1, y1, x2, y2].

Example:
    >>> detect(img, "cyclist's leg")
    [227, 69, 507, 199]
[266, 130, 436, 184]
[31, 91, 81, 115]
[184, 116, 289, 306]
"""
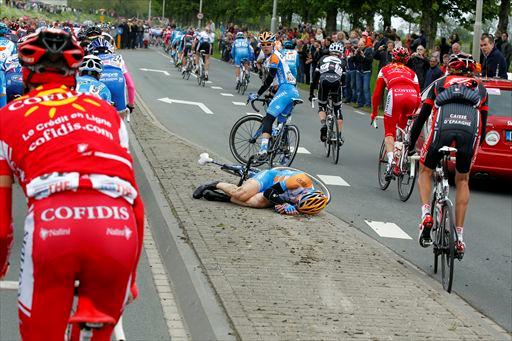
[216, 178, 261, 203]
[234, 56, 241, 83]
[332, 81, 343, 132]
[317, 79, 328, 141]
[18, 209, 75, 340]
[383, 89, 397, 167]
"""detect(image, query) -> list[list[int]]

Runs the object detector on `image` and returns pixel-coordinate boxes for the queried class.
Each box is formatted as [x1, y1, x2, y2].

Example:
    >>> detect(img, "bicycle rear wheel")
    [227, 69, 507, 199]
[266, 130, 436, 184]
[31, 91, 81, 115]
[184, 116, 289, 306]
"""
[229, 115, 264, 165]
[324, 117, 332, 158]
[431, 195, 439, 274]
[270, 125, 300, 167]
[240, 79, 248, 95]
[331, 118, 340, 164]
[397, 153, 418, 202]
[440, 202, 456, 293]
[197, 65, 202, 85]
[378, 140, 391, 190]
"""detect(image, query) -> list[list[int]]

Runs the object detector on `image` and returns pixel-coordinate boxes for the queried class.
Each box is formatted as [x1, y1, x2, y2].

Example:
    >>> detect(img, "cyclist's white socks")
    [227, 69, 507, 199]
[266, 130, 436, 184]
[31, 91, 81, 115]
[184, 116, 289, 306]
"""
[456, 226, 464, 241]
[260, 138, 269, 152]
[421, 204, 431, 219]
[387, 152, 394, 168]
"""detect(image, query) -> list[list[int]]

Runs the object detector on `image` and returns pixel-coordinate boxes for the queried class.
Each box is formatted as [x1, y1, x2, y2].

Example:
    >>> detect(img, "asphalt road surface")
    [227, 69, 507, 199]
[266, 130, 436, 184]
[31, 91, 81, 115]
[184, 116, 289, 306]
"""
[122, 47, 512, 332]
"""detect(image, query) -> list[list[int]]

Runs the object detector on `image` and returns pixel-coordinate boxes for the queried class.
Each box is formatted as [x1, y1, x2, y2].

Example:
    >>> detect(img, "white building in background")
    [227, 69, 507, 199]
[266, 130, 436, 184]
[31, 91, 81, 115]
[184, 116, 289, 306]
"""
[38, 0, 68, 5]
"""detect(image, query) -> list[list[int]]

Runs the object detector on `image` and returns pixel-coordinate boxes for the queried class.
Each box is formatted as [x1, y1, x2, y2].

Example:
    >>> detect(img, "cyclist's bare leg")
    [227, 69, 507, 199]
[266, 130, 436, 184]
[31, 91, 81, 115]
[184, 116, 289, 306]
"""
[230, 192, 271, 208]
[454, 171, 470, 227]
[318, 110, 326, 122]
[337, 119, 344, 131]
[235, 65, 241, 82]
[418, 164, 433, 206]
[217, 179, 259, 202]
[204, 54, 210, 73]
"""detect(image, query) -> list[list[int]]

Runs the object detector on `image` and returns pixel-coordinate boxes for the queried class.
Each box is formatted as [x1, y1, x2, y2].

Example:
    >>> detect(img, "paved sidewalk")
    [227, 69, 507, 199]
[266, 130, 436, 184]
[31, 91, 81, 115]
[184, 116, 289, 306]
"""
[131, 106, 510, 340]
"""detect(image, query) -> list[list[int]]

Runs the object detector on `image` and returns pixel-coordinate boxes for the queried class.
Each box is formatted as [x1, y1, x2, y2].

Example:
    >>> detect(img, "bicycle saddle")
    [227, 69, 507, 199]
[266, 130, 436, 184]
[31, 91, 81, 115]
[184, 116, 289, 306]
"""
[69, 296, 116, 325]
[438, 146, 457, 154]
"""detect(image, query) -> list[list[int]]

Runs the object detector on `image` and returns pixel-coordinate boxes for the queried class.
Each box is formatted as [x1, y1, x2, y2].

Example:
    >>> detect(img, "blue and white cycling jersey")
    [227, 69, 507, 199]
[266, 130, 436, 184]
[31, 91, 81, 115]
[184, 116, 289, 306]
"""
[231, 38, 254, 66]
[0, 69, 6, 108]
[282, 49, 300, 80]
[265, 50, 300, 118]
[98, 53, 127, 111]
[76, 75, 112, 102]
[171, 32, 183, 47]
[3, 54, 23, 102]
[0, 37, 17, 65]
[267, 49, 296, 86]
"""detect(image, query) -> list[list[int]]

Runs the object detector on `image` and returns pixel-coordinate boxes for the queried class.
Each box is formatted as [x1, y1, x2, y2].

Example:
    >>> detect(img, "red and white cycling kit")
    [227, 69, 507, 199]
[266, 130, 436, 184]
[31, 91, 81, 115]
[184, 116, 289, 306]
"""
[0, 84, 144, 340]
[372, 63, 421, 138]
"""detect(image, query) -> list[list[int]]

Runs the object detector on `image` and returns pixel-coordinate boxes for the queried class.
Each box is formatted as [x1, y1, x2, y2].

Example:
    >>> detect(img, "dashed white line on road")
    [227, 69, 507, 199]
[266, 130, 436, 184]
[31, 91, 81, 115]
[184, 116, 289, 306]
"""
[317, 175, 350, 186]
[364, 220, 412, 240]
[0, 280, 17, 290]
[206, 81, 213, 84]
[297, 147, 311, 154]
[221, 93, 234, 97]
[246, 112, 258, 115]
[211, 86, 223, 89]
[232, 102, 246, 106]
[354, 110, 366, 115]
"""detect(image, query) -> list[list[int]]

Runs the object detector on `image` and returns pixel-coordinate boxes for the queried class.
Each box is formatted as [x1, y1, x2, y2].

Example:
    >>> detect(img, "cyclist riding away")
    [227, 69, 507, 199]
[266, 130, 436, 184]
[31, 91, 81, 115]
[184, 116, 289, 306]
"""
[0, 28, 145, 340]
[247, 31, 300, 160]
[180, 29, 195, 74]
[282, 40, 300, 81]
[371, 47, 420, 180]
[193, 169, 329, 215]
[231, 32, 254, 89]
[87, 37, 136, 118]
[407, 53, 488, 255]
[76, 54, 112, 102]
[195, 25, 215, 81]
[309, 41, 346, 142]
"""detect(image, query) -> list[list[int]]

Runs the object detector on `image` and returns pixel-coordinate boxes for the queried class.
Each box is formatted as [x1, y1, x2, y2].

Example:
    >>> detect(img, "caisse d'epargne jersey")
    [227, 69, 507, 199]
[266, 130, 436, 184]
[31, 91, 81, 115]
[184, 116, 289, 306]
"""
[0, 84, 137, 203]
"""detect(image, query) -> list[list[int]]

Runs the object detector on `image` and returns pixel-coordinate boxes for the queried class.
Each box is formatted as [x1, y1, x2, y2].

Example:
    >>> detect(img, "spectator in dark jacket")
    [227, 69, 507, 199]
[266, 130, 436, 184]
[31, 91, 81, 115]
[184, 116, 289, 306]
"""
[407, 45, 429, 90]
[424, 57, 443, 87]
[353, 38, 373, 107]
[440, 37, 450, 61]
[480, 35, 508, 79]
[499, 32, 512, 71]
[374, 40, 394, 70]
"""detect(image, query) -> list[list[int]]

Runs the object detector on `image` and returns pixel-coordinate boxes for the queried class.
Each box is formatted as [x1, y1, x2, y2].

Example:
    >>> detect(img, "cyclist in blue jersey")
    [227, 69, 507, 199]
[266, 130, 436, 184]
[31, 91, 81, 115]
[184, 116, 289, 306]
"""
[3, 54, 23, 102]
[231, 32, 254, 89]
[87, 37, 136, 119]
[76, 54, 112, 102]
[0, 23, 16, 107]
[193, 169, 328, 215]
[171, 30, 183, 62]
[179, 30, 194, 73]
[246, 32, 300, 159]
[281, 40, 300, 80]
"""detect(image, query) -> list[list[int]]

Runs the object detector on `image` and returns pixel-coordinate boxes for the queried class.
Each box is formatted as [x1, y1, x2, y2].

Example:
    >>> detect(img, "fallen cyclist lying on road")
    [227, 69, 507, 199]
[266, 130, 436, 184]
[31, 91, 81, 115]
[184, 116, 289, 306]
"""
[193, 154, 330, 215]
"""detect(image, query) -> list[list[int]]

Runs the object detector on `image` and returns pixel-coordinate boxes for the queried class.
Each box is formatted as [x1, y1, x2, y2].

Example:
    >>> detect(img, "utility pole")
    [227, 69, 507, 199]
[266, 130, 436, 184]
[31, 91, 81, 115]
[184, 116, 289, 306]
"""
[148, 0, 152, 22]
[472, 0, 483, 61]
[198, 0, 203, 28]
[162, 0, 165, 19]
[270, 0, 278, 33]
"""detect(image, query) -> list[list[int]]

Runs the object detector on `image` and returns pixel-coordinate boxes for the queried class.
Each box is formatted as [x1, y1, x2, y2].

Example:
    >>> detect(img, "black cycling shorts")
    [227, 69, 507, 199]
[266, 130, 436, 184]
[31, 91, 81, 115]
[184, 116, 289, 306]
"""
[318, 78, 343, 119]
[196, 42, 212, 54]
[421, 103, 480, 173]
[183, 45, 192, 56]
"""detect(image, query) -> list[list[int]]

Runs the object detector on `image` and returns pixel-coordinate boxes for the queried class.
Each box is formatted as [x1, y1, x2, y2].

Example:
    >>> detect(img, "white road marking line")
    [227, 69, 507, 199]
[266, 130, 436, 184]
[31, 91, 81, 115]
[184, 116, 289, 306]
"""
[246, 112, 258, 115]
[206, 81, 213, 84]
[232, 102, 246, 106]
[140, 68, 170, 76]
[317, 175, 350, 186]
[220, 93, 234, 97]
[0, 280, 18, 290]
[354, 110, 366, 115]
[211, 86, 223, 89]
[364, 220, 412, 240]
[144, 218, 190, 340]
[297, 147, 311, 154]
[158, 97, 214, 114]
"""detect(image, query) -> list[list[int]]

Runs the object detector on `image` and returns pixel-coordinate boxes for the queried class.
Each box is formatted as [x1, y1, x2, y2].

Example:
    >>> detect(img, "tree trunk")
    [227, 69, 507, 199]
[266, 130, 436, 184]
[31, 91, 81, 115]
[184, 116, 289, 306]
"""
[350, 12, 361, 31]
[420, 0, 438, 49]
[325, 9, 338, 34]
[382, 4, 392, 30]
[497, 0, 510, 35]
[365, 11, 375, 30]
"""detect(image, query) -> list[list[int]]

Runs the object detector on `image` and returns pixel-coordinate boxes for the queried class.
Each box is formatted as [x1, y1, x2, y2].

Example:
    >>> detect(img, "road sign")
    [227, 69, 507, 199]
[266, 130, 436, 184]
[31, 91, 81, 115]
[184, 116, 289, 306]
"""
[197, 12, 204, 20]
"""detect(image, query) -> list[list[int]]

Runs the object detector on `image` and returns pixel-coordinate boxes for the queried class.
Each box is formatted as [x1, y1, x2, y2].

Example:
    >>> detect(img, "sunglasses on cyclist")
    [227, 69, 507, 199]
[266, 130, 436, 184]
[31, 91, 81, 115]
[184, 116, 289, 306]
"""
[260, 42, 273, 47]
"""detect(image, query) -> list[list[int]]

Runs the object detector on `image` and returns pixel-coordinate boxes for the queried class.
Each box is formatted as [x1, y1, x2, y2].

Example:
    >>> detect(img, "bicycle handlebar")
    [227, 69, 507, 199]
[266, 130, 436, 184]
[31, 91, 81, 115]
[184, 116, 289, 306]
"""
[249, 98, 270, 113]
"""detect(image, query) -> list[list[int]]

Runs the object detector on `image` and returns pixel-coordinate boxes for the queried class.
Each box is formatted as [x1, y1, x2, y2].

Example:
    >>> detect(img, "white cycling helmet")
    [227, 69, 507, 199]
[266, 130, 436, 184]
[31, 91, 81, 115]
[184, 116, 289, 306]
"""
[329, 41, 344, 55]
[79, 54, 103, 74]
[101, 32, 115, 48]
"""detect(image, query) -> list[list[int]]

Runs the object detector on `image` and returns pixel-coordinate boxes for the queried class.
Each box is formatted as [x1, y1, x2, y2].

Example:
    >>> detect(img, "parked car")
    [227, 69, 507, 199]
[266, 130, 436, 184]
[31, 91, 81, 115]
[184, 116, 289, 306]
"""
[416, 77, 512, 179]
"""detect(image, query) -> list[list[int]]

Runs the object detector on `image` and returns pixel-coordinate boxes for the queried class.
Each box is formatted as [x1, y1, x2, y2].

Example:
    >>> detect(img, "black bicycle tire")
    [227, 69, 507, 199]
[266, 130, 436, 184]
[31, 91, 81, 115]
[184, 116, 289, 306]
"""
[241, 81, 247, 95]
[270, 124, 300, 168]
[229, 115, 264, 164]
[397, 157, 418, 202]
[440, 202, 456, 293]
[324, 117, 331, 158]
[432, 194, 439, 274]
[378, 140, 391, 190]
[332, 116, 340, 164]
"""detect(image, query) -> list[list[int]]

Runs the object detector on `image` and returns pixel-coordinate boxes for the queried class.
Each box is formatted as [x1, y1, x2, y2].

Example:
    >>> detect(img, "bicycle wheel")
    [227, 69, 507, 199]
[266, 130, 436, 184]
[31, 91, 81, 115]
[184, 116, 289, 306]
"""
[270, 124, 300, 167]
[397, 154, 418, 202]
[440, 202, 456, 293]
[197, 66, 202, 85]
[331, 118, 340, 164]
[229, 115, 264, 164]
[377, 140, 391, 190]
[431, 195, 440, 274]
[241, 80, 248, 95]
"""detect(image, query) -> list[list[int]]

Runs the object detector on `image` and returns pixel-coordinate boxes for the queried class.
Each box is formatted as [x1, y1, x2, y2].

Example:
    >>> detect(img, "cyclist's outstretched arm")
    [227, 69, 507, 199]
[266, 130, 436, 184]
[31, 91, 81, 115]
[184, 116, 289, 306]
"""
[371, 76, 386, 118]
[0, 169, 13, 279]
[124, 71, 135, 107]
[256, 67, 277, 96]
[408, 101, 433, 152]
[309, 68, 320, 99]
